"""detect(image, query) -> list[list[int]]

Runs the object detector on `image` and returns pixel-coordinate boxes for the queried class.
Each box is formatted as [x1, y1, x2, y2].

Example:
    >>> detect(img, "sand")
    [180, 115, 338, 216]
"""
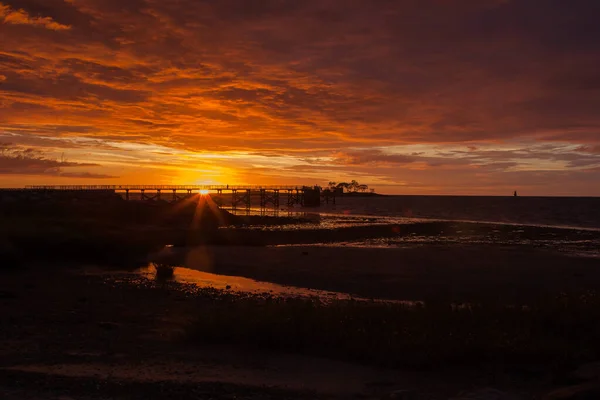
[2, 242, 599, 398]
[0, 266, 500, 400]
[163, 244, 600, 302]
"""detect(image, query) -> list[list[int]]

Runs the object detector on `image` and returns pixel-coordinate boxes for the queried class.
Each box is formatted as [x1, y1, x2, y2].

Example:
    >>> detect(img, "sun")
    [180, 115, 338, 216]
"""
[199, 189, 210, 195]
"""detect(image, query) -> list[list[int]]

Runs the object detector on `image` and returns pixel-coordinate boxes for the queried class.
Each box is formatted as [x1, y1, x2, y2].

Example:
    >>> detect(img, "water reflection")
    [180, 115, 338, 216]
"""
[139, 264, 352, 299]
[281, 233, 600, 258]
[136, 263, 420, 305]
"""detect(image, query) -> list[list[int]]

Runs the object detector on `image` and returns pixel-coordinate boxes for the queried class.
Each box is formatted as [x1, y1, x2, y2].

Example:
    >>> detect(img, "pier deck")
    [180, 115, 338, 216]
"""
[13, 185, 328, 209]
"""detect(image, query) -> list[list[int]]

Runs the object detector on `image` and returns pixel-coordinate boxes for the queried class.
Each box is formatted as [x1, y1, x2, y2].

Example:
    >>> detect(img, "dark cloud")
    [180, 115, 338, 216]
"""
[333, 150, 420, 166]
[0, 142, 115, 177]
[0, 0, 599, 192]
[2, 0, 88, 28]
[2, 0, 598, 144]
[577, 145, 600, 154]
[1, 72, 149, 103]
[57, 171, 116, 179]
[0, 1, 71, 30]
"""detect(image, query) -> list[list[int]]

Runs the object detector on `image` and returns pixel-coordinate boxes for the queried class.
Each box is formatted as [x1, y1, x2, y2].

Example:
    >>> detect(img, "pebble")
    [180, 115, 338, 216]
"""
[571, 362, 600, 382]
[544, 381, 600, 399]
[97, 321, 120, 330]
[451, 387, 520, 399]
[0, 290, 17, 299]
[389, 389, 417, 399]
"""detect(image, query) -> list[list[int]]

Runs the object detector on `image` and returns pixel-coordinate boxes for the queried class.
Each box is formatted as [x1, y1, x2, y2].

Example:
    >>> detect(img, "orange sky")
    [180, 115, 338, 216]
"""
[1, 0, 599, 195]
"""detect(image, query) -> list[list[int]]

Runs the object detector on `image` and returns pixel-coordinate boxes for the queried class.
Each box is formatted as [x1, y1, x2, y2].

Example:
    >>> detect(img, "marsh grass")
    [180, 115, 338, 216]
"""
[187, 291, 600, 370]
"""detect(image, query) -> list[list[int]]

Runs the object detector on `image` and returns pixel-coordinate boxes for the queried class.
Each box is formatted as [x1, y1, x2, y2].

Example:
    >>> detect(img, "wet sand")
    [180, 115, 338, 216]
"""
[0, 267, 515, 399]
[3, 218, 600, 398]
[5, 194, 600, 398]
[158, 244, 600, 302]
[3, 240, 598, 398]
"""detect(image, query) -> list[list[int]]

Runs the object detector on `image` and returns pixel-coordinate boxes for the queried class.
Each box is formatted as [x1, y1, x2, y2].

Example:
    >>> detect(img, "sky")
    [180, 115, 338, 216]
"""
[0, 0, 599, 195]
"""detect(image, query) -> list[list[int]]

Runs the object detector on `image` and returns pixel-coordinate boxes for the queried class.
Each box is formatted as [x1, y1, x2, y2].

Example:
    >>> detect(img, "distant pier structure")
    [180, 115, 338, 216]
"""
[16, 185, 328, 209]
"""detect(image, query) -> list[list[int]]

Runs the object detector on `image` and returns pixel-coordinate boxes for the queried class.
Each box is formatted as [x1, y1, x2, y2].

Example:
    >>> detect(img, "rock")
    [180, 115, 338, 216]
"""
[544, 382, 600, 399]
[0, 241, 22, 270]
[389, 389, 417, 399]
[0, 290, 17, 300]
[452, 388, 519, 399]
[571, 362, 600, 382]
[97, 321, 119, 330]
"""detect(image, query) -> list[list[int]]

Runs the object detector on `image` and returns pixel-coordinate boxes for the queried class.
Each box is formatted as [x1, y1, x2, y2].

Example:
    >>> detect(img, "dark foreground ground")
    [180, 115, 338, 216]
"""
[3, 196, 600, 399]
[0, 265, 485, 400]
[3, 245, 600, 399]
[164, 244, 600, 303]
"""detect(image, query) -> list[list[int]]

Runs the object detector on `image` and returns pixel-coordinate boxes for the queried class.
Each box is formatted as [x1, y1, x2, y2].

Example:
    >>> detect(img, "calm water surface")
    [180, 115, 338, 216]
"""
[228, 195, 600, 257]
[319, 195, 600, 229]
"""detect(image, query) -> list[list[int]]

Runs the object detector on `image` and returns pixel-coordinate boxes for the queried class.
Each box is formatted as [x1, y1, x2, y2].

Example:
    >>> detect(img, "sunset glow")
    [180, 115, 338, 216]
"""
[0, 1, 599, 195]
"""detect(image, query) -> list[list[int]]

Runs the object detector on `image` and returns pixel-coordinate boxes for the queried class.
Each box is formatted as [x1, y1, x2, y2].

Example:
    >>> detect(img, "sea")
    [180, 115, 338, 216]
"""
[114, 195, 600, 298]
[260, 195, 600, 258]
[318, 195, 600, 230]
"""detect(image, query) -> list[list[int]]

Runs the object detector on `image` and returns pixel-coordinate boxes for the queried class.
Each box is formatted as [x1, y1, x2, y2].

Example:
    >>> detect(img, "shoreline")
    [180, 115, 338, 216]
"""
[0, 266, 531, 399]
[3, 197, 600, 398]
[148, 243, 600, 303]
[2, 255, 598, 399]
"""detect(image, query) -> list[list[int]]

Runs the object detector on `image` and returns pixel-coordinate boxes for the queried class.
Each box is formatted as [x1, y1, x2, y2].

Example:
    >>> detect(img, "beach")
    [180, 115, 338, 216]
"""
[150, 243, 600, 303]
[2, 195, 600, 398]
[0, 267, 502, 400]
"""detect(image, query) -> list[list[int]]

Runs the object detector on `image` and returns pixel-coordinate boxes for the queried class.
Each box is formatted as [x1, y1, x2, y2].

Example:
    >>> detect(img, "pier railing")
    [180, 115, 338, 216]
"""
[12, 184, 329, 208]
[24, 185, 306, 191]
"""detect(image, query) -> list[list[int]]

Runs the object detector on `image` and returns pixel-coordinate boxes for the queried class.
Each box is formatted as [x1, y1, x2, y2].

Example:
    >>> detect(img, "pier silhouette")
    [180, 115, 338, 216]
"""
[18, 185, 326, 209]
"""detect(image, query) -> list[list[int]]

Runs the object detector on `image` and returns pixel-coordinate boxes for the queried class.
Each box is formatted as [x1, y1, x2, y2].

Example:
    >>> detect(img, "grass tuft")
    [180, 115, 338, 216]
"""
[187, 291, 600, 370]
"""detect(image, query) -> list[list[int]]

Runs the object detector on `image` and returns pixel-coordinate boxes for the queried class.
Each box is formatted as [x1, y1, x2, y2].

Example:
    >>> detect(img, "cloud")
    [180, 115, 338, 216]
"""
[0, 2, 71, 30]
[57, 171, 116, 179]
[0, 0, 598, 193]
[0, 142, 115, 178]
[332, 150, 420, 166]
[577, 145, 600, 154]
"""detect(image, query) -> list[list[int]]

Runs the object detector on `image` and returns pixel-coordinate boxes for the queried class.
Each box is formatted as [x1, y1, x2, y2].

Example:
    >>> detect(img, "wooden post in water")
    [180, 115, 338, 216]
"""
[245, 189, 251, 210]
[303, 186, 321, 207]
[231, 189, 238, 210]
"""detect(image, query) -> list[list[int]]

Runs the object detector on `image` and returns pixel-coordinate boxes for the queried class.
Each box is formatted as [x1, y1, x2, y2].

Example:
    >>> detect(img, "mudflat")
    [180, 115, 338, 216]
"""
[2, 242, 599, 398]
[170, 244, 600, 302]
[0, 265, 508, 400]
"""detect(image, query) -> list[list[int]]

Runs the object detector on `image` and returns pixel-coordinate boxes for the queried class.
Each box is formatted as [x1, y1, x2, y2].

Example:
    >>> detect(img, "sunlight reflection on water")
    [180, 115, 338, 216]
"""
[133, 264, 420, 305]
[138, 264, 340, 297]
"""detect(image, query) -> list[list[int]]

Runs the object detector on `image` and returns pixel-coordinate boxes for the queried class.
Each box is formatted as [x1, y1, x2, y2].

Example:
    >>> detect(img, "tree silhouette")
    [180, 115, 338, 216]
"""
[332, 180, 371, 193]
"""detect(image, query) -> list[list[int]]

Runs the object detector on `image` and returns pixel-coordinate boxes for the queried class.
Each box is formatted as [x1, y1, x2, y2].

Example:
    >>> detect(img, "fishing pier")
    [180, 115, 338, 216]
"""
[19, 185, 332, 209]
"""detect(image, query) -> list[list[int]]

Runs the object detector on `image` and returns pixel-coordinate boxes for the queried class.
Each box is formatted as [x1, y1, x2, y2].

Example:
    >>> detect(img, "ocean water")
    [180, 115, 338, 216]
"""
[318, 195, 600, 230]
[225, 195, 600, 257]
[257, 195, 600, 258]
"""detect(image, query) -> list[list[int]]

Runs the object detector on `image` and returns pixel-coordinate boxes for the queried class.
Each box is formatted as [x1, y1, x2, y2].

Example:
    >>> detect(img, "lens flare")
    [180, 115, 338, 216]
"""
[199, 189, 209, 195]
